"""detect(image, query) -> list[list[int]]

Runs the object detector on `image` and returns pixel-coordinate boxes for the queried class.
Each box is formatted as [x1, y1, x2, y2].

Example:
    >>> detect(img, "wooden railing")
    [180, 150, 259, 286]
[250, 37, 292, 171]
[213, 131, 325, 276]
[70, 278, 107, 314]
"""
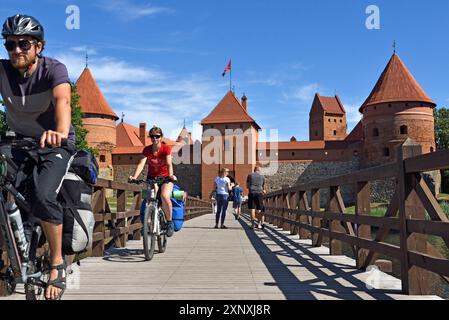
[0, 178, 212, 296]
[255, 140, 449, 295]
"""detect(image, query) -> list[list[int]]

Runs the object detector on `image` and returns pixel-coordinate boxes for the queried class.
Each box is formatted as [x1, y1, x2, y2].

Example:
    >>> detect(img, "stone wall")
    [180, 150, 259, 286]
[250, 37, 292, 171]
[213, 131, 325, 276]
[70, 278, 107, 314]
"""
[264, 159, 361, 206]
[113, 164, 201, 197]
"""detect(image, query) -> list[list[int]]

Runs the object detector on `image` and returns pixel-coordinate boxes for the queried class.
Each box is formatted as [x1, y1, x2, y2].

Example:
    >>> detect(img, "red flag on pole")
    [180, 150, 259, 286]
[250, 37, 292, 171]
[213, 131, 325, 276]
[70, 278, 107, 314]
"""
[222, 60, 231, 77]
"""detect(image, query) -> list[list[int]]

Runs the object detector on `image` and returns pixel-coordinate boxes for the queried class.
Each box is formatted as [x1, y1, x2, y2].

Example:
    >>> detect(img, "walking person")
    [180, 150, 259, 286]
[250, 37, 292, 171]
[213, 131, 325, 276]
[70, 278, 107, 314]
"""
[247, 167, 266, 229]
[232, 182, 243, 220]
[213, 168, 232, 229]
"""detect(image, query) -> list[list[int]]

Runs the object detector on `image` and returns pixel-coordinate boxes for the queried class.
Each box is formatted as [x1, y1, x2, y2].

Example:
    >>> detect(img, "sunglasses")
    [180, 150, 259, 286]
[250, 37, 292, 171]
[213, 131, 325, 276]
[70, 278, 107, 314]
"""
[4, 39, 35, 52]
[150, 135, 161, 139]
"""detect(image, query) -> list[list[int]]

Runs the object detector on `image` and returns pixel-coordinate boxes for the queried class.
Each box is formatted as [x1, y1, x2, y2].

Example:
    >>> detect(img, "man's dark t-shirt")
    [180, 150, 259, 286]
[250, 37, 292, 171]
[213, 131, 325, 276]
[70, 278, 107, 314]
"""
[0, 57, 75, 144]
[247, 172, 265, 194]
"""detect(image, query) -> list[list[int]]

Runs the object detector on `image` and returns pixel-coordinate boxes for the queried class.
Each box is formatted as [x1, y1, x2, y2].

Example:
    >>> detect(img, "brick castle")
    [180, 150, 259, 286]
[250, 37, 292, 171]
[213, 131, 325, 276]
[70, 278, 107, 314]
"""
[75, 53, 439, 200]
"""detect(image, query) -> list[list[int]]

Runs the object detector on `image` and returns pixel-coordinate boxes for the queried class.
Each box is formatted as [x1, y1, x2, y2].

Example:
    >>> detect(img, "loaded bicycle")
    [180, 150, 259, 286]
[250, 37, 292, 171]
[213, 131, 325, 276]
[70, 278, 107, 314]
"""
[130, 177, 182, 261]
[0, 137, 65, 300]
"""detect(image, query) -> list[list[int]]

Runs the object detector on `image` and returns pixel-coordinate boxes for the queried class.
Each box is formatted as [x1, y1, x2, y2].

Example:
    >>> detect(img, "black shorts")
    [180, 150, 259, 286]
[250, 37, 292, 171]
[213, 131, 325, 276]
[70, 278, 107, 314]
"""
[11, 146, 75, 225]
[248, 193, 264, 211]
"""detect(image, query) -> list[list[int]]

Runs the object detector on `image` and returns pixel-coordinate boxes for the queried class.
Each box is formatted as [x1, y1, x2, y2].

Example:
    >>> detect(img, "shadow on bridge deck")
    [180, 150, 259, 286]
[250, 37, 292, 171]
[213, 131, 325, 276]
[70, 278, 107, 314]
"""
[237, 214, 401, 300]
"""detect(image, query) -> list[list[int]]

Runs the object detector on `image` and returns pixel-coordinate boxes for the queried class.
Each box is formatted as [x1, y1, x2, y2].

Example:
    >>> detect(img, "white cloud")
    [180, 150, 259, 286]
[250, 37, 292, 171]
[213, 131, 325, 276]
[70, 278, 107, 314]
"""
[70, 46, 97, 55]
[54, 52, 222, 141]
[283, 83, 318, 102]
[97, 0, 172, 21]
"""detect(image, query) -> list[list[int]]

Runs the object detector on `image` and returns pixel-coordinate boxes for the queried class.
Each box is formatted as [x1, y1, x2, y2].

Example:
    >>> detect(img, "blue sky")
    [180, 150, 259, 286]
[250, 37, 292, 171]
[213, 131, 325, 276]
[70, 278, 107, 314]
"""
[2, 0, 449, 141]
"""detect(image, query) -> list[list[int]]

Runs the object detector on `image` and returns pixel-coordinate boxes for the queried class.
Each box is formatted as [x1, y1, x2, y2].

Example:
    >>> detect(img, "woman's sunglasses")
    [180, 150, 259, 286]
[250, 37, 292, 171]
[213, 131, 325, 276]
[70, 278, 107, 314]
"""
[4, 39, 35, 52]
[150, 135, 161, 139]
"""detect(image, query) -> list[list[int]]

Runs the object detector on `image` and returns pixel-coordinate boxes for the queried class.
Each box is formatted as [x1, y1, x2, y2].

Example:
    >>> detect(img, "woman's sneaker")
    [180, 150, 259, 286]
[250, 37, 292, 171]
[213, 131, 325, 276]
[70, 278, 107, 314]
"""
[166, 221, 175, 237]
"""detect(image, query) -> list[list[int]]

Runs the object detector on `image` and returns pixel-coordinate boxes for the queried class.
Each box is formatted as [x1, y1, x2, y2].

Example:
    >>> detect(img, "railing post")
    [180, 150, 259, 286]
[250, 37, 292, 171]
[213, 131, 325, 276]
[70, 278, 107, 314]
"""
[131, 191, 142, 240]
[298, 191, 311, 239]
[0, 233, 9, 297]
[311, 189, 321, 247]
[328, 186, 344, 255]
[92, 187, 106, 257]
[397, 139, 431, 295]
[355, 181, 371, 269]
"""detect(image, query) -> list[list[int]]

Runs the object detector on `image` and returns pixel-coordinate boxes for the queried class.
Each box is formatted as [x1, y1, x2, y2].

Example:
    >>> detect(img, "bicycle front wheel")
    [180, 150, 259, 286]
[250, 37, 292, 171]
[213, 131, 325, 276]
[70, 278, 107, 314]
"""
[157, 212, 167, 253]
[143, 204, 156, 261]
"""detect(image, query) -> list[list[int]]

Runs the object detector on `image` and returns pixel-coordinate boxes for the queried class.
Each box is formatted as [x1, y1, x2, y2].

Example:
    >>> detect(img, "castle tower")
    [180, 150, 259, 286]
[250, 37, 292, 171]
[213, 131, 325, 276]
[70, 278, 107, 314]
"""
[360, 53, 436, 164]
[176, 123, 194, 145]
[76, 67, 119, 179]
[201, 91, 260, 198]
[309, 93, 347, 141]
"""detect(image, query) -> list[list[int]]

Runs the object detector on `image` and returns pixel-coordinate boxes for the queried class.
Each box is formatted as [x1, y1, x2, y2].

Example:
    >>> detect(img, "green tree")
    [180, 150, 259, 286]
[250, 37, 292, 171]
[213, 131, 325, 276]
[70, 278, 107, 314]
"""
[434, 107, 449, 193]
[434, 107, 449, 149]
[71, 83, 98, 155]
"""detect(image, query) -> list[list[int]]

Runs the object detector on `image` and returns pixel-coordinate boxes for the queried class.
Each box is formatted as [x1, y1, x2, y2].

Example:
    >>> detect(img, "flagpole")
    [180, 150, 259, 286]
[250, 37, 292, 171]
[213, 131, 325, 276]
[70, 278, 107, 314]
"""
[230, 62, 232, 92]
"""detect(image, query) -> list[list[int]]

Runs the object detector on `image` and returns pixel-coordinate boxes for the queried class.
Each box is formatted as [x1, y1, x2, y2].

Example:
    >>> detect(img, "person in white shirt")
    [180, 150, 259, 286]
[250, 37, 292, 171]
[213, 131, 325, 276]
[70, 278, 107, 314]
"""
[213, 168, 232, 229]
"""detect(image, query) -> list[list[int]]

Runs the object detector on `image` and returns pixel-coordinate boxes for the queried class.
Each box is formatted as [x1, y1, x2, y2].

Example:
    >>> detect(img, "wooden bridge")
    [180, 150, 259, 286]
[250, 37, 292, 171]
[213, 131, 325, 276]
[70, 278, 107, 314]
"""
[1, 140, 448, 300]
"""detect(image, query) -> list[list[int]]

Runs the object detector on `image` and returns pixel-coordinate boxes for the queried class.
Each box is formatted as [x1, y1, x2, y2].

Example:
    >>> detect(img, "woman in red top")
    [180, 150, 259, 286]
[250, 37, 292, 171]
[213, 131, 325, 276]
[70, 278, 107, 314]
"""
[129, 126, 176, 237]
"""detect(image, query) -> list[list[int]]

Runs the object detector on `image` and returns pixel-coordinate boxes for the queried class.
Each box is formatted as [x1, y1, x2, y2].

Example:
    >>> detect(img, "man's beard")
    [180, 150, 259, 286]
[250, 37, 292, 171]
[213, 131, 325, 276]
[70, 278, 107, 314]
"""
[10, 54, 36, 70]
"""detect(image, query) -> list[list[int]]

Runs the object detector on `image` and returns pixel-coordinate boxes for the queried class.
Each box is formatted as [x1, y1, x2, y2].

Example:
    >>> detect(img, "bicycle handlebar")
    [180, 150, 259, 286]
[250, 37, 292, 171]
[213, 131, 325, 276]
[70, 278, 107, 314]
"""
[129, 176, 174, 186]
[0, 137, 68, 149]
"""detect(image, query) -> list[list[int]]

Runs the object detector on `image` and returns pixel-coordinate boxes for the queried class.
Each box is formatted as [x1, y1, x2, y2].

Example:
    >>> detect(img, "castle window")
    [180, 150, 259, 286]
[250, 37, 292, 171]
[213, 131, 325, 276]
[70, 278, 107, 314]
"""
[100, 155, 106, 163]
[373, 128, 379, 137]
[430, 147, 434, 152]
[340, 119, 342, 123]
[405, 103, 409, 107]
[240, 124, 243, 129]
[383, 147, 390, 157]
[328, 119, 331, 122]
[388, 104, 392, 108]
[333, 130, 337, 136]
[211, 125, 214, 129]
[400, 125, 408, 135]
[374, 106, 377, 110]
[292, 152, 295, 156]
[225, 125, 229, 129]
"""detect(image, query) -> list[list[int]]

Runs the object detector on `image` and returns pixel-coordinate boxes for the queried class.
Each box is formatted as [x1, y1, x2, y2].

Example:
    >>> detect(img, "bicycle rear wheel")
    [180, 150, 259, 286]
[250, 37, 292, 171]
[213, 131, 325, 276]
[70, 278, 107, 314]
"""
[157, 211, 167, 253]
[143, 204, 156, 261]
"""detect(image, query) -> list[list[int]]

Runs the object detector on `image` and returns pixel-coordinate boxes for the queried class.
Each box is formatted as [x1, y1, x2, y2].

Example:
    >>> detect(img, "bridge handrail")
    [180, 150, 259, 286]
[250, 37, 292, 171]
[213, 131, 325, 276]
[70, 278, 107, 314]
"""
[258, 142, 449, 295]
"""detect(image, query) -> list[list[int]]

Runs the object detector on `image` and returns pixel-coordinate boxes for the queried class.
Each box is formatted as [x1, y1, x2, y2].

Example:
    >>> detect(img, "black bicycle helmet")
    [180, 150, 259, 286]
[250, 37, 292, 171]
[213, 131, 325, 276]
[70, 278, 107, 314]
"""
[2, 14, 44, 40]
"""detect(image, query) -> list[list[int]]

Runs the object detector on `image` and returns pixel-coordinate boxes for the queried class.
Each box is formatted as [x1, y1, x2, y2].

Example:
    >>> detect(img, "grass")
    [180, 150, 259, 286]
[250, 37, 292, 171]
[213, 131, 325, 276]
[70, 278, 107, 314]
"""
[106, 196, 137, 212]
[343, 203, 387, 217]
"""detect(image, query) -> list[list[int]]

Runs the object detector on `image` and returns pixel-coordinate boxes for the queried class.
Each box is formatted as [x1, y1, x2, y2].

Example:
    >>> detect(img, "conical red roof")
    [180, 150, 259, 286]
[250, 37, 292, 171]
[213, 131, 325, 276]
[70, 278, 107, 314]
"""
[76, 67, 119, 119]
[360, 54, 435, 112]
[201, 91, 260, 129]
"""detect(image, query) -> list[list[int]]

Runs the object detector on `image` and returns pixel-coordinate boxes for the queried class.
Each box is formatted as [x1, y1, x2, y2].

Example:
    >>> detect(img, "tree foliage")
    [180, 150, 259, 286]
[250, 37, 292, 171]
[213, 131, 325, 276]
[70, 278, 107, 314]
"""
[434, 107, 449, 150]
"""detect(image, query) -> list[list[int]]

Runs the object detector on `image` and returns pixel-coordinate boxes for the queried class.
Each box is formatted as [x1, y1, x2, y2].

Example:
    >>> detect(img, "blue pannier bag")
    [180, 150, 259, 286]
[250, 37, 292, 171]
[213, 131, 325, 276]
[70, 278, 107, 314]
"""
[139, 184, 185, 232]
[69, 150, 99, 185]
[172, 184, 185, 232]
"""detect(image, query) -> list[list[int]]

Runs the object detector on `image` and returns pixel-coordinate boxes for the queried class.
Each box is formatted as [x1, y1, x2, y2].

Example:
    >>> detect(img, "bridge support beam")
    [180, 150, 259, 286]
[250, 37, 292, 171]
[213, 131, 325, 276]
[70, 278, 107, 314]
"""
[398, 140, 431, 295]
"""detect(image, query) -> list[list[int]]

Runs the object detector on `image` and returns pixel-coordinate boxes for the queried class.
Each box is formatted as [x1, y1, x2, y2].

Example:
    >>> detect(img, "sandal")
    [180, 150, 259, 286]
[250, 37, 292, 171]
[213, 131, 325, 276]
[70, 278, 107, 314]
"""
[45, 263, 66, 300]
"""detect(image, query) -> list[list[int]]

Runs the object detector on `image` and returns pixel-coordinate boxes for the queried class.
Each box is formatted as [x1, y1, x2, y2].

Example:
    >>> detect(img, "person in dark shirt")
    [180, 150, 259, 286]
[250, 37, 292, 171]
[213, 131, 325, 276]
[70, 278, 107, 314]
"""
[0, 14, 75, 300]
[246, 167, 266, 229]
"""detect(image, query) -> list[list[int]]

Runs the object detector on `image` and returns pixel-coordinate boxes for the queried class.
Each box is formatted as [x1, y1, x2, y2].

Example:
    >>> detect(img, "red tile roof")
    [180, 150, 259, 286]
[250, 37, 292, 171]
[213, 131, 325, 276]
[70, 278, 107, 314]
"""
[316, 94, 346, 115]
[75, 68, 119, 119]
[345, 121, 363, 141]
[176, 127, 193, 145]
[201, 91, 261, 129]
[115, 121, 177, 148]
[360, 54, 435, 112]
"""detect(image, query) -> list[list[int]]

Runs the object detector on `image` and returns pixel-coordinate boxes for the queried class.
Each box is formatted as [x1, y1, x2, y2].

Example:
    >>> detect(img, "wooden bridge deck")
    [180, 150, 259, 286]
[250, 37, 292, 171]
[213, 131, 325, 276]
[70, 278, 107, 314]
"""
[3, 208, 442, 300]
